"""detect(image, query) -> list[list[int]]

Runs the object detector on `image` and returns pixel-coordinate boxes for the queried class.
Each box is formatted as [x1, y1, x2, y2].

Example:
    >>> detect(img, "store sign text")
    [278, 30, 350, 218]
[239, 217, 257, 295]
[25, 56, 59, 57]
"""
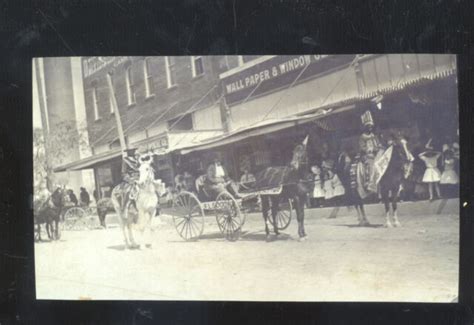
[225, 55, 328, 95]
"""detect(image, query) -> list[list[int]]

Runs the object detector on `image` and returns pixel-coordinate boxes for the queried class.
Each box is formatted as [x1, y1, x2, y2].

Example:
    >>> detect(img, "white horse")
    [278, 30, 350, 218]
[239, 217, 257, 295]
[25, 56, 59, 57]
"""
[111, 159, 164, 249]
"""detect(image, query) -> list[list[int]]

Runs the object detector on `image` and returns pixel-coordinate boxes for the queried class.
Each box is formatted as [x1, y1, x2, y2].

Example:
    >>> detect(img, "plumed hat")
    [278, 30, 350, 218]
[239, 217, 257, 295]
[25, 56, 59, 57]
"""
[361, 110, 374, 126]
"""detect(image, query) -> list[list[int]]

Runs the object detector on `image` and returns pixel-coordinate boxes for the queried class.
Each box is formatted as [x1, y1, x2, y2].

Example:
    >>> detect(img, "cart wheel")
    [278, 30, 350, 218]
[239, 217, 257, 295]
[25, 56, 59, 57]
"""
[172, 191, 204, 241]
[63, 207, 87, 230]
[268, 198, 292, 230]
[215, 191, 243, 241]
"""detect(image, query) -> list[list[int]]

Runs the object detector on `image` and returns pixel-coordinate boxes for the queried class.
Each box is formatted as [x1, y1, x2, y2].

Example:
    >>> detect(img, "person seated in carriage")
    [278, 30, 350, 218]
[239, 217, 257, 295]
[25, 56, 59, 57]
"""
[203, 155, 241, 199]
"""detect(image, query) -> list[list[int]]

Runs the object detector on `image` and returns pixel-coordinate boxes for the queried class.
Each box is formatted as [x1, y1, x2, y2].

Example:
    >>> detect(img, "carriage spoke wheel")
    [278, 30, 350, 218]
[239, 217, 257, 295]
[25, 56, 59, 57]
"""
[268, 198, 292, 230]
[172, 191, 204, 241]
[215, 191, 243, 241]
[63, 207, 87, 231]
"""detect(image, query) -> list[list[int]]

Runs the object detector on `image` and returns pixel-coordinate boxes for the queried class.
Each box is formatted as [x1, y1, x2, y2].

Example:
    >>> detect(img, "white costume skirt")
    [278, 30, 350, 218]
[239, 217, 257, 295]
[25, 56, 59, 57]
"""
[324, 183, 334, 200]
[333, 184, 345, 197]
[422, 167, 441, 183]
[440, 170, 459, 184]
[313, 185, 325, 198]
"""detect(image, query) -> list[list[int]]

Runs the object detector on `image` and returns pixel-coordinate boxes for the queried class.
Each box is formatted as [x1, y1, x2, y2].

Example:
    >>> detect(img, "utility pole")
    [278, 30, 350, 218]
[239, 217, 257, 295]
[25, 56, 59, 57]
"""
[106, 73, 128, 153]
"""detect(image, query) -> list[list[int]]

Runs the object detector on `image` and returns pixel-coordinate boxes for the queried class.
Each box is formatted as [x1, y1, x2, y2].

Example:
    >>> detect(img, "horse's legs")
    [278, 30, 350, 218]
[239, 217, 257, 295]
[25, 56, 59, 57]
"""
[381, 188, 393, 228]
[37, 223, 42, 241]
[392, 189, 401, 227]
[46, 221, 52, 240]
[270, 196, 280, 236]
[144, 210, 154, 248]
[294, 196, 306, 239]
[54, 219, 59, 240]
[261, 196, 271, 240]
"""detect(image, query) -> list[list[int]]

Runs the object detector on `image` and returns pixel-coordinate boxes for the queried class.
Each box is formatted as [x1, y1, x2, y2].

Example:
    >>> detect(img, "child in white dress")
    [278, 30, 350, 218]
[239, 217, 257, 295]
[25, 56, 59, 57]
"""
[440, 149, 459, 198]
[418, 139, 442, 201]
[311, 165, 325, 207]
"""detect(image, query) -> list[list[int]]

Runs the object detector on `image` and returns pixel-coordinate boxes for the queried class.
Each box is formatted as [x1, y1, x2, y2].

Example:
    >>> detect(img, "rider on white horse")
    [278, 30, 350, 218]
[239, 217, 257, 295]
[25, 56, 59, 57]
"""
[118, 147, 145, 211]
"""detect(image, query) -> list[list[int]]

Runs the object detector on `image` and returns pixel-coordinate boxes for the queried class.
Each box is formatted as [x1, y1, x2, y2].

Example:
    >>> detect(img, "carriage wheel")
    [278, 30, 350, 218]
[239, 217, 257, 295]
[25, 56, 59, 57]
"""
[84, 206, 97, 230]
[268, 198, 292, 230]
[172, 191, 205, 241]
[215, 191, 243, 241]
[63, 207, 87, 231]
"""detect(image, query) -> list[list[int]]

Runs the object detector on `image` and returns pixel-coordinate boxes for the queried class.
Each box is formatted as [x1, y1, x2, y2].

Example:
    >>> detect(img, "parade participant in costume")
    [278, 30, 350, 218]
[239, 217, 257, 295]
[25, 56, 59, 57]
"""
[119, 147, 143, 204]
[418, 139, 442, 201]
[358, 110, 382, 194]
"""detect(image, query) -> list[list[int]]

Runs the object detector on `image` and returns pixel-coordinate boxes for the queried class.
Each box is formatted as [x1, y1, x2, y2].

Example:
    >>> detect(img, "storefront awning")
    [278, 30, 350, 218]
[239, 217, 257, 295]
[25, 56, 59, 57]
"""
[178, 105, 355, 155]
[53, 149, 122, 172]
[53, 129, 223, 172]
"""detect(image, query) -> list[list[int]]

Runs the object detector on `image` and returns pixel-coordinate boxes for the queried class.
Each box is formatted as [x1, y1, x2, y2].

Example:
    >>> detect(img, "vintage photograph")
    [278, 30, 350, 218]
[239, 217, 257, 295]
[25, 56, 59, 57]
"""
[33, 55, 459, 301]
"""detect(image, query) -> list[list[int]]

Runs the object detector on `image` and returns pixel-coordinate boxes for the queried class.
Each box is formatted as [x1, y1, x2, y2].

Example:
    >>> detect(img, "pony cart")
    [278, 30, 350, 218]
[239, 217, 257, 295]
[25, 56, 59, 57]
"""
[166, 182, 293, 242]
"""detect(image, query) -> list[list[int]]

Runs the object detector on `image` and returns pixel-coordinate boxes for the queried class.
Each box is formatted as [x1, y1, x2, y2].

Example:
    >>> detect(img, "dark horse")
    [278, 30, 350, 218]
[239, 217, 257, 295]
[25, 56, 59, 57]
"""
[377, 136, 414, 227]
[255, 139, 314, 241]
[34, 187, 64, 241]
[353, 136, 414, 227]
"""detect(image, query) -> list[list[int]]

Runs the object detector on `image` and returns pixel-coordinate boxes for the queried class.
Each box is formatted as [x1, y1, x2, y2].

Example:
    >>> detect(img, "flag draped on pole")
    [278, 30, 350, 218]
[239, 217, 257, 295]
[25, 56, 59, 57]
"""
[374, 145, 393, 185]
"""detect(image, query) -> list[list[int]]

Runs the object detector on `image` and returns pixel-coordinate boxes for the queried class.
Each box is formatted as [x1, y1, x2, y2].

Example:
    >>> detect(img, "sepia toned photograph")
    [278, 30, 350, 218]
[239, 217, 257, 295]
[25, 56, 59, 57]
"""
[33, 54, 459, 302]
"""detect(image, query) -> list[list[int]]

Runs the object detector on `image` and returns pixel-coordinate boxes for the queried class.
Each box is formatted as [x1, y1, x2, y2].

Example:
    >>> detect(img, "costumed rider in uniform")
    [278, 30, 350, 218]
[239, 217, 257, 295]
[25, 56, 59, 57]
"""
[358, 110, 383, 194]
[120, 147, 141, 208]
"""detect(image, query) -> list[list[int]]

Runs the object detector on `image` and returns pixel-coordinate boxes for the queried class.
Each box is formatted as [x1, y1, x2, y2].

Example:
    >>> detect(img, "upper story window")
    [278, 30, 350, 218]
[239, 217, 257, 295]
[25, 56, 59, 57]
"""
[125, 65, 136, 106]
[92, 85, 99, 120]
[191, 56, 204, 77]
[143, 58, 154, 97]
[165, 56, 176, 88]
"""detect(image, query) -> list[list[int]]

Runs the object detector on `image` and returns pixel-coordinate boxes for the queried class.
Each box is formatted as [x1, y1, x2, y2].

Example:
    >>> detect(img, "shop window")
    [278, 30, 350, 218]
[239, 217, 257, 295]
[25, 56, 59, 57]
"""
[125, 65, 136, 106]
[168, 113, 193, 131]
[165, 56, 177, 88]
[191, 56, 204, 77]
[144, 58, 155, 97]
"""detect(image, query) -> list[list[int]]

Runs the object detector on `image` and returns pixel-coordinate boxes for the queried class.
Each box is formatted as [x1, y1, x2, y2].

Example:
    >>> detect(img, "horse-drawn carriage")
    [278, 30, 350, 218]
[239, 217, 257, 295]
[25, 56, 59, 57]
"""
[165, 180, 293, 242]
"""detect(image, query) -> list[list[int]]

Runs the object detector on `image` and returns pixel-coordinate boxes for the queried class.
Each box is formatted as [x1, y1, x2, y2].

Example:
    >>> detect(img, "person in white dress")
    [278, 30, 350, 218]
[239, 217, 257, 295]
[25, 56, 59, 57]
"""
[322, 160, 335, 200]
[440, 149, 459, 197]
[311, 165, 325, 207]
[418, 139, 442, 201]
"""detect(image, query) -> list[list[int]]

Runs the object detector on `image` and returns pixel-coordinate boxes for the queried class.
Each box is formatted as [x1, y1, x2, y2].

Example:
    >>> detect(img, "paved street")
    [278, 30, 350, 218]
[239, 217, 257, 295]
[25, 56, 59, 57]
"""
[35, 199, 459, 302]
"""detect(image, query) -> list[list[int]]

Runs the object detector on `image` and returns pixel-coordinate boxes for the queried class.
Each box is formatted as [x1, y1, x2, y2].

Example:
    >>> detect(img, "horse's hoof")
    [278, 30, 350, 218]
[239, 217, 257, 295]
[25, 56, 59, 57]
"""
[394, 221, 401, 227]
[384, 222, 393, 228]
[265, 235, 271, 242]
[298, 236, 307, 242]
[145, 244, 152, 249]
